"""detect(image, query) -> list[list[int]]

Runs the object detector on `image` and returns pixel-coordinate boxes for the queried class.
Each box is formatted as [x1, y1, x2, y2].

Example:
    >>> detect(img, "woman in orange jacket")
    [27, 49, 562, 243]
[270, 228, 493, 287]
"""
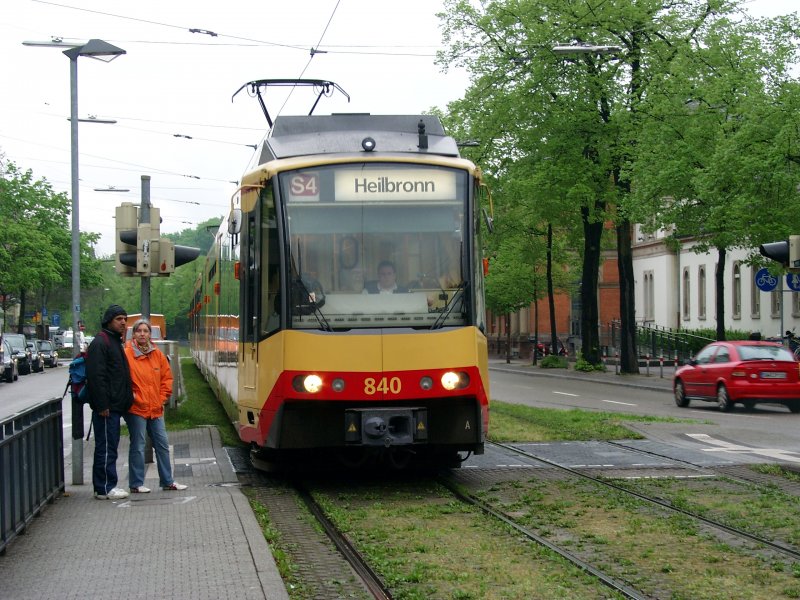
[124, 319, 187, 493]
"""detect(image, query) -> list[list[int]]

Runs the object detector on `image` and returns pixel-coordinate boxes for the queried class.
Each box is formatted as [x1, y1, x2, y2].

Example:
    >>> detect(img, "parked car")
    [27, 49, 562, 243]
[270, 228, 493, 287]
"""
[4, 333, 32, 375]
[35, 339, 59, 368]
[673, 340, 800, 413]
[26, 341, 45, 373]
[1, 338, 19, 382]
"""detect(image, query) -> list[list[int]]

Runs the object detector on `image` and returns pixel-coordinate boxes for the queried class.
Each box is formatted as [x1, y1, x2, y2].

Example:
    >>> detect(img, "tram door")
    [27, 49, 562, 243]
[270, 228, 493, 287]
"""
[239, 195, 260, 403]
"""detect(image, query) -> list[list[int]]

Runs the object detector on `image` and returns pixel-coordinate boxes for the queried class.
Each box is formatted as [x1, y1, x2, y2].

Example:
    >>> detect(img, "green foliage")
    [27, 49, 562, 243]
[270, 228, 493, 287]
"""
[438, 0, 800, 359]
[574, 353, 606, 372]
[538, 355, 567, 369]
[0, 159, 105, 331]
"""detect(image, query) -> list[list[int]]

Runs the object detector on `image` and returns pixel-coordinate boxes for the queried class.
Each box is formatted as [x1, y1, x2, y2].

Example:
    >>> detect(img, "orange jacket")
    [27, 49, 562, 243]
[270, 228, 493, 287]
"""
[124, 341, 173, 419]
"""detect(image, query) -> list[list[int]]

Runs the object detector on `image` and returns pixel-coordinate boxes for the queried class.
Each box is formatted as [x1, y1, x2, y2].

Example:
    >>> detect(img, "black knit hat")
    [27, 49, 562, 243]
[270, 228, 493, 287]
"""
[101, 304, 127, 327]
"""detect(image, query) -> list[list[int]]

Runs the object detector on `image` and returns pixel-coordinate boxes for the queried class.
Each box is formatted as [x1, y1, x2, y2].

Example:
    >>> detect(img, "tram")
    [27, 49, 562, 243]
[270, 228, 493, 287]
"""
[190, 80, 491, 468]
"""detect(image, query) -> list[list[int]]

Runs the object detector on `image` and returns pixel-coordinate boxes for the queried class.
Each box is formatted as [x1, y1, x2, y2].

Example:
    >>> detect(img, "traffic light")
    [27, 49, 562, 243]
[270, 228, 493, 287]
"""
[136, 207, 161, 275]
[115, 203, 138, 276]
[759, 240, 789, 266]
[115, 202, 198, 276]
[760, 236, 800, 272]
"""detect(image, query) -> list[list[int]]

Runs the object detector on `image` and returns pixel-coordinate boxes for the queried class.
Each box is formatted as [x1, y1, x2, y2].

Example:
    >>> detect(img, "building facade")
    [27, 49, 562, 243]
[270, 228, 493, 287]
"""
[632, 225, 800, 338]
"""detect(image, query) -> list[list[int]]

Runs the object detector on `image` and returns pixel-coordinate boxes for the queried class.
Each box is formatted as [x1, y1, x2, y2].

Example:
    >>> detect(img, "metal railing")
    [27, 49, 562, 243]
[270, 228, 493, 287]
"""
[601, 321, 714, 365]
[0, 398, 64, 555]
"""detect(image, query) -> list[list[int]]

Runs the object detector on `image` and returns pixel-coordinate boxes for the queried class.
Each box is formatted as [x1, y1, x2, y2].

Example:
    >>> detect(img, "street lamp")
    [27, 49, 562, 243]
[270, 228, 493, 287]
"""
[62, 40, 126, 364]
[25, 38, 125, 487]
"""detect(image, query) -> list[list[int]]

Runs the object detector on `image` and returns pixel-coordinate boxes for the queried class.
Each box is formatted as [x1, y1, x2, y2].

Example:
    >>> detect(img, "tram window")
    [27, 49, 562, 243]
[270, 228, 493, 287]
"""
[261, 188, 281, 336]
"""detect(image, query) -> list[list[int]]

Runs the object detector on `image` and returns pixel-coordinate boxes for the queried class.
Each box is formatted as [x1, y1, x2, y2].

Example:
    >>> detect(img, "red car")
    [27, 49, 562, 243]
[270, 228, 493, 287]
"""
[673, 341, 800, 413]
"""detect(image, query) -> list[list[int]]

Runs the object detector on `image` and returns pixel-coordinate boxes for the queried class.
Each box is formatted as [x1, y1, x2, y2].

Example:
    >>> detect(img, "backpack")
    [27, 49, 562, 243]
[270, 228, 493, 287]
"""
[67, 353, 90, 403]
[61, 331, 111, 406]
[61, 331, 111, 441]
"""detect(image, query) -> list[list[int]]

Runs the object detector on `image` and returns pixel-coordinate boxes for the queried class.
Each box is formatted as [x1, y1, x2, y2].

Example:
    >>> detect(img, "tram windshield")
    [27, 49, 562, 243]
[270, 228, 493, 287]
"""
[279, 163, 471, 329]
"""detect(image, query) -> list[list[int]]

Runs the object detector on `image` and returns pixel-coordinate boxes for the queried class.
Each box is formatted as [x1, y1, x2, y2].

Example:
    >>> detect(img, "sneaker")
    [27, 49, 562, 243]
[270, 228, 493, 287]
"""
[130, 486, 151, 493]
[107, 487, 130, 500]
[163, 482, 188, 491]
[95, 488, 129, 500]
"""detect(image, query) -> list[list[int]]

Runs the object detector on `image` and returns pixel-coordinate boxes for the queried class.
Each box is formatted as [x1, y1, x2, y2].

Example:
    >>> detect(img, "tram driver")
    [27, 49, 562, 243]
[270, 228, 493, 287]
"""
[363, 260, 408, 294]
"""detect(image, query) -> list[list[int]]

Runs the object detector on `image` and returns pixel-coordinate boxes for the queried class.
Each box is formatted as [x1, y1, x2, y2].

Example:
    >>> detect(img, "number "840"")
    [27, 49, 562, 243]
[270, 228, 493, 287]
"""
[363, 377, 402, 395]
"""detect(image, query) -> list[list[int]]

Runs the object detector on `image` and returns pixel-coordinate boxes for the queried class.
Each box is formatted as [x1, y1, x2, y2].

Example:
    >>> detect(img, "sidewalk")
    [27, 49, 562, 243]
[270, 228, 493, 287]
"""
[0, 427, 289, 600]
[489, 357, 676, 393]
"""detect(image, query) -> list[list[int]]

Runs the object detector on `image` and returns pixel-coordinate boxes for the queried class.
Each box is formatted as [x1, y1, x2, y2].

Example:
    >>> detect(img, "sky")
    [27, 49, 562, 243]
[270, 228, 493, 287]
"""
[0, 0, 796, 257]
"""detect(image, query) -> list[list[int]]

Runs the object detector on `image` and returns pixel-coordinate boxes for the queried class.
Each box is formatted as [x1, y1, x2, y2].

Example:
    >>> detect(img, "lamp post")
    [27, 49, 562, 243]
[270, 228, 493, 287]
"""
[25, 38, 126, 486]
[62, 40, 126, 362]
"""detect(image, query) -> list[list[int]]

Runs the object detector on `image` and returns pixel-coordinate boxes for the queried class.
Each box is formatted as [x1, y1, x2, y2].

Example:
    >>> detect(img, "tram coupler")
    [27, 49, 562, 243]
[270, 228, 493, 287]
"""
[344, 407, 428, 446]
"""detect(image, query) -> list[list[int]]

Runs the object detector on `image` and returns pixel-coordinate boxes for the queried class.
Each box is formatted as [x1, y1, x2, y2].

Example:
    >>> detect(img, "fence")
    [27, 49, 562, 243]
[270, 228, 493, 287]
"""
[602, 321, 714, 364]
[0, 398, 64, 555]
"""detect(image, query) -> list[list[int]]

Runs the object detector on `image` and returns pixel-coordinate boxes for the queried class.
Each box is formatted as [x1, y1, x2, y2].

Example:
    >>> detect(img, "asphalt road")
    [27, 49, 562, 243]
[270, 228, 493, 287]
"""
[0, 364, 86, 465]
[488, 367, 800, 461]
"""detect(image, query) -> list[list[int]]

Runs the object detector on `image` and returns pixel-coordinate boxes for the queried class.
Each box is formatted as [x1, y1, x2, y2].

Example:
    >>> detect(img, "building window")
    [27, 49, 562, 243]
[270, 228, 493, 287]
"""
[751, 266, 760, 318]
[643, 271, 655, 322]
[771, 290, 781, 318]
[732, 262, 741, 319]
[698, 266, 706, 320]
[682, 268, 690, 320]
[793, 291, 800, 317]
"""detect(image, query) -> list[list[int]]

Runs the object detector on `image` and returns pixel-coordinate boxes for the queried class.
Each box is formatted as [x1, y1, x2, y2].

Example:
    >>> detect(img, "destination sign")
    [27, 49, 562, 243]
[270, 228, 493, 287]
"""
[335, 168, 457, 202]
[285, 167, 459, 203]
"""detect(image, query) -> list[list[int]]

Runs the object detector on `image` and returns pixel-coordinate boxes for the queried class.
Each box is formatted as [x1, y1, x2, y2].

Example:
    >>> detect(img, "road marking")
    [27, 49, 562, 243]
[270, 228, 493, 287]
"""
[553, 391, 579, 397]
[686, 433, 800, 463]
[602, 400, 637, 406]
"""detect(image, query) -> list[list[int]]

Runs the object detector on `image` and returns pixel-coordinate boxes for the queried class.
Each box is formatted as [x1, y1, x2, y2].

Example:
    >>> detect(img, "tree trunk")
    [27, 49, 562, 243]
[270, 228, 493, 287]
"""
[17, 289, 27, 334]
[715, 246, 726, 341]
[581, 208, 603, 364]
[546, 223, 558, 356]
[532, 279, 539, 366]
[617, 219, 640, 374]
[505, 313, 512, 364]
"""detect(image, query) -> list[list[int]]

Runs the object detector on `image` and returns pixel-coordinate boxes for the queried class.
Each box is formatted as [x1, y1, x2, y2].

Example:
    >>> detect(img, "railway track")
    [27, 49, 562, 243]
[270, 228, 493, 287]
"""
[293, 481, 393, 600]
[436, 475, 653, 600]
[489, 440, 800, 562]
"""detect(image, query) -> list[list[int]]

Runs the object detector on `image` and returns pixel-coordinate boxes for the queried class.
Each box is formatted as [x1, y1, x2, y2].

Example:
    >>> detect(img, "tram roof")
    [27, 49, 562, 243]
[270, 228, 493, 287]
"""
[258, 114, 461, 163]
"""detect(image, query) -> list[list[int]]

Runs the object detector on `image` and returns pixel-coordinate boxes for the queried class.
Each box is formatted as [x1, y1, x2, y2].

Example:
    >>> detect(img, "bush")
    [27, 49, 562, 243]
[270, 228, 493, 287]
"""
[539, 355, 568, 369]
[574, 353, 607, 372]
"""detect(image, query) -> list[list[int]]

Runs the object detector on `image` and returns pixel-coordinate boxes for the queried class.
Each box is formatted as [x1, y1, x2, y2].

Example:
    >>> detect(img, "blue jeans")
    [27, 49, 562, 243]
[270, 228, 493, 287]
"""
[92, 410, 122, 494]
[126, 413, 174, 488]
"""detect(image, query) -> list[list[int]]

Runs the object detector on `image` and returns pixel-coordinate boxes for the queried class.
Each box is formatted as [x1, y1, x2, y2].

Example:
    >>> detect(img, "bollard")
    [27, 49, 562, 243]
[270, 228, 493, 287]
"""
[646, 355, 650, 376]
[615, 353, 619, 375]
[659, 355, 664, 378]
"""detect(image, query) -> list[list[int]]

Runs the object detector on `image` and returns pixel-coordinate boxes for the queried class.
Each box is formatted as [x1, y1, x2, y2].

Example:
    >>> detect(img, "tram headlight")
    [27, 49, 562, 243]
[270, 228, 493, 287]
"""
[361, 136, 376, 152]
[293, 374, 323, 393]
[441, 371, 470, 391]
[303, 374, 323, 393]
[419, 376, 433, 391]
[441, 371, 460, 390]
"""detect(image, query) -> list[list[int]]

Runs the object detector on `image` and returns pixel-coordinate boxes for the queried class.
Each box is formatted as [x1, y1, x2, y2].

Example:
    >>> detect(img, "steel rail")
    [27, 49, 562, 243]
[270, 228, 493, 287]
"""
[437, 475, 652, 600]
[491, 441, 800, 562]
[294, 483, 392, 600]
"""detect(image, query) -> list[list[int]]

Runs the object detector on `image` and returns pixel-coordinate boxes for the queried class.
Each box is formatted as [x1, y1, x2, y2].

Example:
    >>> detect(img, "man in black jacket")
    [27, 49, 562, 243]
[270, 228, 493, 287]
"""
[87, 304, 134, 500]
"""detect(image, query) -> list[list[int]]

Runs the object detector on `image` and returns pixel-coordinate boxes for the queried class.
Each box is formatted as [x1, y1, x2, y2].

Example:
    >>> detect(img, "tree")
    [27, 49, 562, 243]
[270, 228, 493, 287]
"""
[630, 14, 800, 339]
[0, 160, 105, 332]
[438, 0, 799, 366]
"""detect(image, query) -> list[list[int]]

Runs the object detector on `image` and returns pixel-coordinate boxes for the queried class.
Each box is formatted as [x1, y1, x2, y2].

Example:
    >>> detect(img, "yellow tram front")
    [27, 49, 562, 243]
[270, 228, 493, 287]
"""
[232, 115, 490, 467]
